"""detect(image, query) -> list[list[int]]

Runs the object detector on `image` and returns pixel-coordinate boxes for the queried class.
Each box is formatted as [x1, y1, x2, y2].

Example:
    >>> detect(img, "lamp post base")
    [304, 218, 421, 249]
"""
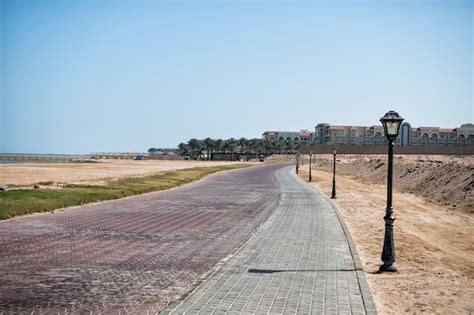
[379, 264, 398, 272]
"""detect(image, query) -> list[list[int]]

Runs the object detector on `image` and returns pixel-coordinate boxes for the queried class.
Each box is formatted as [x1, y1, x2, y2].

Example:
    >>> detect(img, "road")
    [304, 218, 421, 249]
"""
[0, 164, 284, 314]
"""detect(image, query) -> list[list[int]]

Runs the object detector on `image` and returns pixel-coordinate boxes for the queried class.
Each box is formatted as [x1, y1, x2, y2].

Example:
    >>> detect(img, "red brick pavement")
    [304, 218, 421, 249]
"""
[0, 164, 285, 314]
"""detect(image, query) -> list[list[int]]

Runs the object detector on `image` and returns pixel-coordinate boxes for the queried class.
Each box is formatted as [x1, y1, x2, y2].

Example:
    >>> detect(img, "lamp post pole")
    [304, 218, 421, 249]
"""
[379, 110, 404, 272]
[309, 152, 312, 182]
[331, 146, 338, 199]
[380, 137, 397, 271]
[296, 154, 299, 174]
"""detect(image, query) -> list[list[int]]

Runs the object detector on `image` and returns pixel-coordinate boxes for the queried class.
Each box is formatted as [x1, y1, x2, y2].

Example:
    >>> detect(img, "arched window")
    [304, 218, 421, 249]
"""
[286, 137, 292, 141]
[467, 134, 474, 145]
[429, 133, 439, 145]
[278, 136, 284, 141]
[294, 137, 300, 141]
[457, 134, 467, 146]
[374, 132, 383, 145]
[420, 133, 430, 145]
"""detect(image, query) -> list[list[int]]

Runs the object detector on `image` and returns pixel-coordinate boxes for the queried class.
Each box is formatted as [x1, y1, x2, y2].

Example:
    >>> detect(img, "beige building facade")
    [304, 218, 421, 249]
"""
[263, 123, 474, 147]
[314, 123, 474, 146]
[262, 130, 314, 143]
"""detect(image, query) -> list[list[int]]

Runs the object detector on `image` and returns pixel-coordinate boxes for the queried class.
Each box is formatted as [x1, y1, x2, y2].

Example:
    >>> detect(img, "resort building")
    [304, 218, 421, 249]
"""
[263, 123, 474, 147]
[262, 130, 314, 143]
[314, 123, 474, 147]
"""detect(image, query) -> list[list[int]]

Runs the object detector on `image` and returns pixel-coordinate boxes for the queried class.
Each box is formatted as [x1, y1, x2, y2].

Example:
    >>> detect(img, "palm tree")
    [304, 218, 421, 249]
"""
[254, 138, 264, 155]
[224, 138, 237, 160]
[187, 138, 203, 160]
[203, 137, 215, 160]
[214, 139, 224, 152]
[274, 141, 285, 154]
[263, 138, 274, 154]
[238, 137, 248, 153]
[247, 138, 257, 154]
[177, 143, 190, 158]
[284, 140, 294, 154]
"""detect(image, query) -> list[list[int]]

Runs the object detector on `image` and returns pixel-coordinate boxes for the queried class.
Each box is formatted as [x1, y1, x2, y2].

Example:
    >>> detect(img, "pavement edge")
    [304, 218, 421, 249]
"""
[298, 171, 377, 315]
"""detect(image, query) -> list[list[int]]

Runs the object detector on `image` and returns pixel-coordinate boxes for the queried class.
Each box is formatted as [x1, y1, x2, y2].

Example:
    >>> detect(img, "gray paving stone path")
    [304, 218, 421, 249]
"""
[162, 166, 376, 314]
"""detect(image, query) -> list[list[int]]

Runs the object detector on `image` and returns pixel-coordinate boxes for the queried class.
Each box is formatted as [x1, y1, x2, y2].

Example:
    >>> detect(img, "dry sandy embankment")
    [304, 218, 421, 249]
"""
[0, 160, 249, 188]
[299, 154, 473, 314]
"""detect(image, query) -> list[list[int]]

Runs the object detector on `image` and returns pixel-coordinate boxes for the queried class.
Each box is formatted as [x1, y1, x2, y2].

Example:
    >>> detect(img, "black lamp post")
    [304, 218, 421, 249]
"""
[296, 154, 299, 174]
[379, 110, 404, 272]
[331, 146, 338, 199]
[309, 151, 312, 182]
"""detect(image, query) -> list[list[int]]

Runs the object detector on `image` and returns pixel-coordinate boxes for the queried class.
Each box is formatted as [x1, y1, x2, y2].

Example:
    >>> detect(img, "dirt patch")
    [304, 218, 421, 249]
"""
[264, 154, 295, 163]
[303, 154, 473, 213]
[0, 160, 250, 188]
[298, 156, 474, 314]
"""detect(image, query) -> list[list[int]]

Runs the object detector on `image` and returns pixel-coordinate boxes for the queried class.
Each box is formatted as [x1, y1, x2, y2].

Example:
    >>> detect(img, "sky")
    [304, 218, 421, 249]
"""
[0, 0, 472, 154]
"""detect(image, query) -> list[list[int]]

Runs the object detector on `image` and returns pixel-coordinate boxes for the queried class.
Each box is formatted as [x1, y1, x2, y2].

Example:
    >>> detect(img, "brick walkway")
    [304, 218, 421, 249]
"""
[162, 166, 376, 314]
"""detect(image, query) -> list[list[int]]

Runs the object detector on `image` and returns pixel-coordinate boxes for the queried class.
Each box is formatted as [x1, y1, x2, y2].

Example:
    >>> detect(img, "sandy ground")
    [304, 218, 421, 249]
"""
[2, 155, 472, 313]
[306, 154, 473, 213]
[0, 160, 248, 187]
[299, 163, 473, 314]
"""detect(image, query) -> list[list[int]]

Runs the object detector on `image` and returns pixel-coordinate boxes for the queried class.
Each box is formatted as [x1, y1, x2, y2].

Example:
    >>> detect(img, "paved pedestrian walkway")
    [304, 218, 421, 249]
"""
[0, 165, 283, 314]
[162, 166, 376, 314]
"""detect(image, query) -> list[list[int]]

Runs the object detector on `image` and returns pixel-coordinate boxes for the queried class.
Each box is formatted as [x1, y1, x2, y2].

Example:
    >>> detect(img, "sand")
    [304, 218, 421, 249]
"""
[306, 154, 473, 213]
[2, 156, 472, 313]
[0, 160, 248, 187]
[299, 156, 473, 314]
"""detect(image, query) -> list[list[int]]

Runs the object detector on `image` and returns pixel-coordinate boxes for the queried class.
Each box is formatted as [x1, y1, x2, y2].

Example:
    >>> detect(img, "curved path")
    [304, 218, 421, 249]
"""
[0, 164, 284, 313]
[162, 166, 375, 314]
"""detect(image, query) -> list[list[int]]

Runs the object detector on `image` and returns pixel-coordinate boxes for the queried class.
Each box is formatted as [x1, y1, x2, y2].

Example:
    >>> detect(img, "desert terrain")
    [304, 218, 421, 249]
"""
[0, 160, 248, 188]
[299, 154, 473, 314]
[1, 155, 472, 313]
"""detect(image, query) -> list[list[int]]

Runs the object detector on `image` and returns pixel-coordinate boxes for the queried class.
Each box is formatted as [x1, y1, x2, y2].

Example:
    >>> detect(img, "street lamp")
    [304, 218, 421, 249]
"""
[296, 153, 299, 174]
[309, 151, 313, 182]
[379, 110, 404, 272]
[331, 146, 338, 199]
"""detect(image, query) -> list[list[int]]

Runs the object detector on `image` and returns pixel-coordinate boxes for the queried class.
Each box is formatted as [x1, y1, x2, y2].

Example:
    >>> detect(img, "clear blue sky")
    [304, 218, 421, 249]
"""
[1, 0, 472, 154]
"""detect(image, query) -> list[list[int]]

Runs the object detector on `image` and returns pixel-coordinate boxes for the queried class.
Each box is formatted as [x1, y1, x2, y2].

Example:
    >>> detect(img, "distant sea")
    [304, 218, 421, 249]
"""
[0, 153, 90, 164]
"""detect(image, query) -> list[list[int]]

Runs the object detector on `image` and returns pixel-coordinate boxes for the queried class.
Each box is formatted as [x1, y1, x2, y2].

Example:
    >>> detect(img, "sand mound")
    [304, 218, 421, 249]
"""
[305, 154, 473, 213]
